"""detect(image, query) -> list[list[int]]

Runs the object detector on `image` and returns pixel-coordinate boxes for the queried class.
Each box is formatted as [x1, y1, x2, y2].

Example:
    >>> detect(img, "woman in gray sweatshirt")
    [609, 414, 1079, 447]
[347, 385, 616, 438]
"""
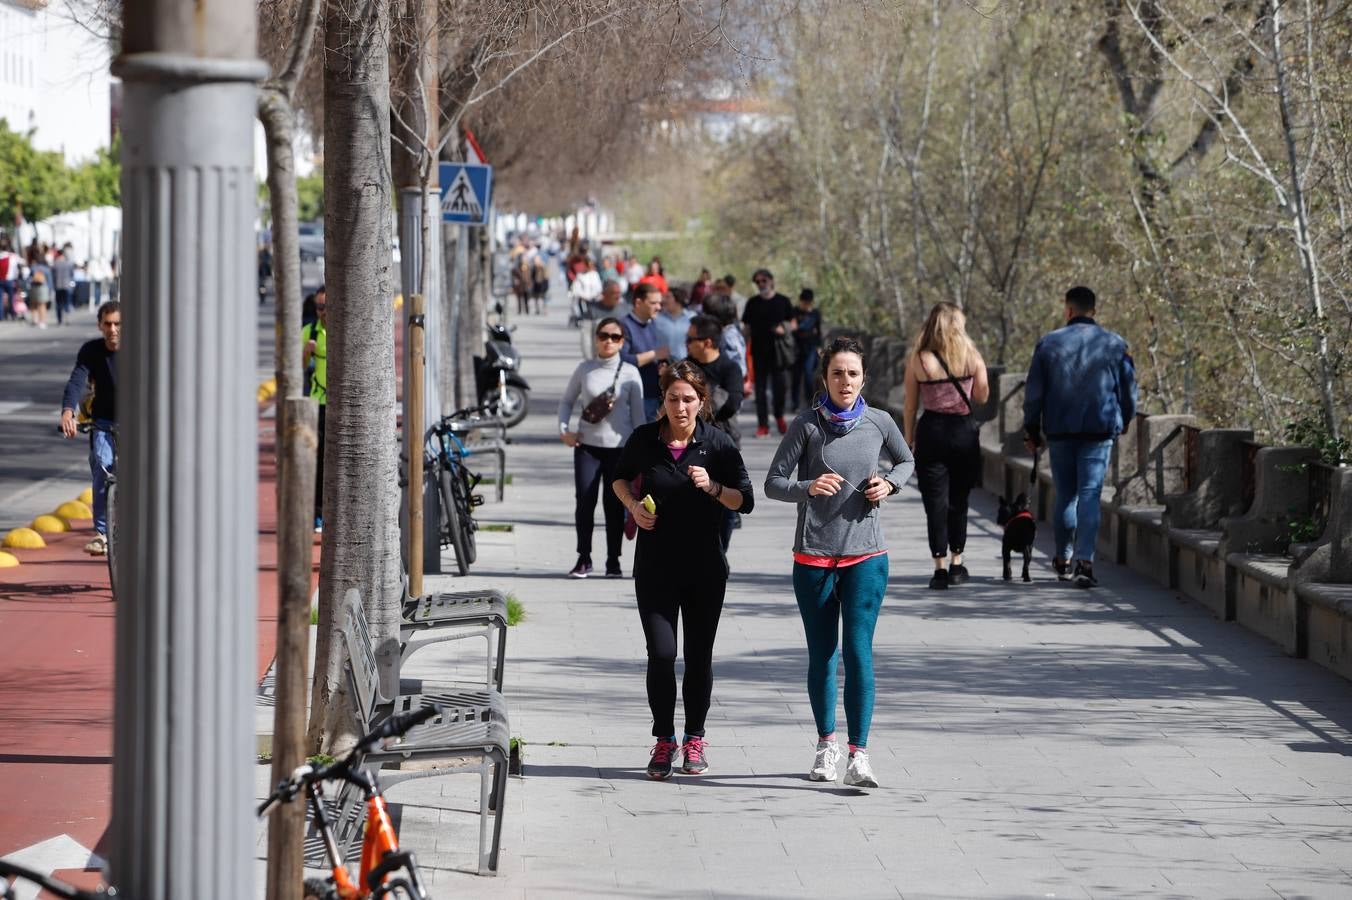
[559, 316, 646, 578]
[765, 336, 915, 789]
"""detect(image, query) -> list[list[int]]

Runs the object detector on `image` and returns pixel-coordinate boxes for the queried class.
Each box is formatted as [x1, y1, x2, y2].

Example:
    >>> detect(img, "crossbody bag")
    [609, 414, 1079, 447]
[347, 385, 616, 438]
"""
[580, 363, 623, 424]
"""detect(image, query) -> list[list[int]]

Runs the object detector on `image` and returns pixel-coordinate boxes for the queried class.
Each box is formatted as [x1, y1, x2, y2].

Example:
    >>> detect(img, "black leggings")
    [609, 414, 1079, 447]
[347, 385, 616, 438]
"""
[314, 403, 327, 521]
[752, 353, 786, 426]
[635, 571, 727, 738]
[574, 444, 624, 563]
[915, 412, 979, 558]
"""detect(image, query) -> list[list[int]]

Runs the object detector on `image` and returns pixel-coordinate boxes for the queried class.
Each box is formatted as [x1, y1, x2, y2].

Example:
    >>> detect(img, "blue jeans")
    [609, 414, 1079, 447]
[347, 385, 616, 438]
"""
[643, 396, 661, 423]
[89, 421, 116, 536]
[1048, 438, 1114, 564]
[792, 554, 889, 747]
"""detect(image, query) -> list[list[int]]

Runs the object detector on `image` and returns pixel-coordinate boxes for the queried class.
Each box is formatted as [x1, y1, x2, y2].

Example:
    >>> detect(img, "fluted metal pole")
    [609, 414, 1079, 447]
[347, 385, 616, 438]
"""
[110, 3, 266, 895]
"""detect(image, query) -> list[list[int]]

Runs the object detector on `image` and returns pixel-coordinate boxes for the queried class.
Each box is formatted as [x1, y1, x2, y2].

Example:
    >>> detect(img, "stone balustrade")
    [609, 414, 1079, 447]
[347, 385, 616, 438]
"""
[840, 325, 1352, 686]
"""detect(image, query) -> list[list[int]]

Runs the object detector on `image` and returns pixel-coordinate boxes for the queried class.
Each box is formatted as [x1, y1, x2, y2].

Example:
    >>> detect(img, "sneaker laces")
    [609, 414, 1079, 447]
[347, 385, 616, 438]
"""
[651, 738, 676, 764]
[682, 735, 706, 764]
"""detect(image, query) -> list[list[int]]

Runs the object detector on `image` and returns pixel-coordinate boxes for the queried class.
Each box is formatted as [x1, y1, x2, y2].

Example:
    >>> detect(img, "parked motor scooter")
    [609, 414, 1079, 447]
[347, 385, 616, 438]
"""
[475, 323, 530, 427]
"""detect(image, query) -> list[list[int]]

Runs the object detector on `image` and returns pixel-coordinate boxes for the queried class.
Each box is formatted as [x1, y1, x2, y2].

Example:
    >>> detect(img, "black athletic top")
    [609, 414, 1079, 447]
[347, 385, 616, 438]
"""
[63, 338, 117, 422]
[615, 417, 754, 579]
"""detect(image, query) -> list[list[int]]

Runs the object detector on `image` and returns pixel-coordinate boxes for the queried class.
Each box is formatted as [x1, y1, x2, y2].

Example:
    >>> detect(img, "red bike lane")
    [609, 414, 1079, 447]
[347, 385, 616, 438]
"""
[0, 414, 312, 871]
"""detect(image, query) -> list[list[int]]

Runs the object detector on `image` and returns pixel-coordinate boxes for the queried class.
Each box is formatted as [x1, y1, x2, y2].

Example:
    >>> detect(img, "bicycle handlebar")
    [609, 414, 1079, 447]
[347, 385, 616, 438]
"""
[256, 704, 442, 817]
[0, 859, 118, 899]
[354, 703, 441, 753]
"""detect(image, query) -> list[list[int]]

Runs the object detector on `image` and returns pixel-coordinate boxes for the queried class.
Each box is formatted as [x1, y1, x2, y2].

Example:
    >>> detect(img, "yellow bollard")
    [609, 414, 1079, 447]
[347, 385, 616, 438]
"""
[3, 527, 46, 548]
[0, 550, 18, 568]
[32, 515, 70, 534]
[78, 487, 93, 505]
[56, 501, 93, 522]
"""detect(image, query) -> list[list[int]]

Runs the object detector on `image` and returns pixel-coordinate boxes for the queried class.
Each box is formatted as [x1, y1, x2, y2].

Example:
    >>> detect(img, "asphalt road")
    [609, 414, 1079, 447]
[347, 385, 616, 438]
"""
[0, 297, 276, 532]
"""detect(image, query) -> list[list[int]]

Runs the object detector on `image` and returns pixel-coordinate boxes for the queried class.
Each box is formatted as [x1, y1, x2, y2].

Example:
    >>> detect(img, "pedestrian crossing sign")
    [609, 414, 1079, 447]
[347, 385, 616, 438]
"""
[439, 162, 493, 225]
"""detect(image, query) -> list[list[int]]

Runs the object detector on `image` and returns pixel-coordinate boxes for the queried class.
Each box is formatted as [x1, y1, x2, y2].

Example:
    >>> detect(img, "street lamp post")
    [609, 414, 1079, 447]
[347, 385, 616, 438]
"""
[110, 1, 266, 896]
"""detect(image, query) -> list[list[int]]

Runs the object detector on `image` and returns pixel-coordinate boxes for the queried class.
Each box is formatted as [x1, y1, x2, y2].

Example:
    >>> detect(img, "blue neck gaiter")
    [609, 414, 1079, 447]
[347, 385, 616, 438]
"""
[815, 392, 867, 436]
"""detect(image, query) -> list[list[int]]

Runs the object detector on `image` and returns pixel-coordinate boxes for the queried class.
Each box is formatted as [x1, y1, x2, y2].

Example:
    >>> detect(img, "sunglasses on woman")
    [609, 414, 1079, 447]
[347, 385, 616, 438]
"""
[596, 332, 624, 342]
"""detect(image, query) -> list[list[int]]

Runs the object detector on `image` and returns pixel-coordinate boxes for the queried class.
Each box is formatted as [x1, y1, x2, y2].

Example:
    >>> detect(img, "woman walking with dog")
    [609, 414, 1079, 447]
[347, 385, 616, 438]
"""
[765, 337, 914, 788]
[902, 302, 990, 590]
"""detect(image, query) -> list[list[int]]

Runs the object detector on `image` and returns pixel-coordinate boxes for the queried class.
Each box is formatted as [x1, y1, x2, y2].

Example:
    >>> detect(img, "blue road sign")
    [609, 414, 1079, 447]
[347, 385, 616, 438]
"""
[439, 162, 494, 225]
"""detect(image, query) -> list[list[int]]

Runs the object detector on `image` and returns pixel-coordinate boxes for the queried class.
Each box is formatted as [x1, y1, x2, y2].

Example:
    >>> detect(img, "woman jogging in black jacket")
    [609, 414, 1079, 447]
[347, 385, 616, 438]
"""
[613, 360, 755, 780]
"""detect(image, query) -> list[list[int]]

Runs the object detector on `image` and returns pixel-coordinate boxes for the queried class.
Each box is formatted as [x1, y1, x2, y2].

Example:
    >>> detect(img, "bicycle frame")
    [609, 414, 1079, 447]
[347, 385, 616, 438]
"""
[307, 775, 426, 899]
[261, 707, 440, 900]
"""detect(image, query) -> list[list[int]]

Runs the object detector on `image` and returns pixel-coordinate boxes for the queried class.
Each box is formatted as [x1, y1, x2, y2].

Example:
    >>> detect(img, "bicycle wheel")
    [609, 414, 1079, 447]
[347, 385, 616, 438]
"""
[439, 466, 471, 576]
[105, 477, 117, 597]
[450, 466, 478, 566]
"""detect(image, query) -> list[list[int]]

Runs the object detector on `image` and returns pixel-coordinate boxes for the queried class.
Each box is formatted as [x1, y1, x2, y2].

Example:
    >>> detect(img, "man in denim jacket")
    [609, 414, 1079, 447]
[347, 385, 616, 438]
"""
[1023, 286, 1138, 588]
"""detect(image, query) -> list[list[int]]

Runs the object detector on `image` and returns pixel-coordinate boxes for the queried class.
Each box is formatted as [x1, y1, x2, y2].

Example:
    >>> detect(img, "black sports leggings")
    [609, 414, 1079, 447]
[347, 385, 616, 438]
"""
[573, 444, 624, 562]
[635, 571, 727, 738]
[915, 412, 980, 558]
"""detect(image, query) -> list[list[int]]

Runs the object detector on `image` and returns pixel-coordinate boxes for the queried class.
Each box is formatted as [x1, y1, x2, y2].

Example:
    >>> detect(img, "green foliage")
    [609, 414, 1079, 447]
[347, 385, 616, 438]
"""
[0, 120, 72, 223]
[257, 172, 325, 224]
[1288, 515, 1322, 545]
[1283, 412, 1350, 465]
[68, 138, 121, 208]
[307, 752, 336, 766]
[0, 123, 119, 223]
[506, 593, 525, 626]
[296, 173, 324, 222]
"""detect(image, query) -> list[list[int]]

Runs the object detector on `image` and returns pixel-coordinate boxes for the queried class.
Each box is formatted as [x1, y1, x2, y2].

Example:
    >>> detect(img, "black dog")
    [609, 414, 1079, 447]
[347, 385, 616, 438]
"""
[997, 493, 1037, 582]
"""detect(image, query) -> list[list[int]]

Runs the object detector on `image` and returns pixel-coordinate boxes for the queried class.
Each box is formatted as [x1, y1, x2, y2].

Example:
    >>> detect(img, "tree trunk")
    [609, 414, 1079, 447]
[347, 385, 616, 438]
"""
[259, 93, 302, 414]
[309, 0, 400, 753]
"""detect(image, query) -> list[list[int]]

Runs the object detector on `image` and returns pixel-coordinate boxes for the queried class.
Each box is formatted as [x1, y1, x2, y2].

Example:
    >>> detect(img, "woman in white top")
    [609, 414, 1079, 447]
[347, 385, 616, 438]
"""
[559, 316, 646, 578]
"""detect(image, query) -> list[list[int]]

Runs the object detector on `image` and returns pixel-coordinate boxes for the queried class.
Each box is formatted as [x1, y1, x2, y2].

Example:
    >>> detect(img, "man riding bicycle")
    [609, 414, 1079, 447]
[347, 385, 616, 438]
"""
[60, 301, 120, 556]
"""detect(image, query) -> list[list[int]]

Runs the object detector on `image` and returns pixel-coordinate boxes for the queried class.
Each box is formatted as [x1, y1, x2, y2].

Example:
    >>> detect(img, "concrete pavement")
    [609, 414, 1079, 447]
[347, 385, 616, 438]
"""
[279, 297, 1352, 898]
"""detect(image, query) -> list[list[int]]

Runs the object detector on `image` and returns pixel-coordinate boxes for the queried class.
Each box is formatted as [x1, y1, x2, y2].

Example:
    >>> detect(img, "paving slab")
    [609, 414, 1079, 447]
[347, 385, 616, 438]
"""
[255, 299, 1352, 898]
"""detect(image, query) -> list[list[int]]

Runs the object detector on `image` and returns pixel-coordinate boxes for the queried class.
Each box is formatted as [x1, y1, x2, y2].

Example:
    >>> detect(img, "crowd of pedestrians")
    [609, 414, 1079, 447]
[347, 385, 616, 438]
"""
[0, 236, 116, 328]
[551, 237, 1138, 787]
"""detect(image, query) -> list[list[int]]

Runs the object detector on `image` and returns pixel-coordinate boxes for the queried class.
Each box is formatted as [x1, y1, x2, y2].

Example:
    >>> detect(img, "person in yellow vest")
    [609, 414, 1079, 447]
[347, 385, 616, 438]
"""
[302, 285, 327, 531]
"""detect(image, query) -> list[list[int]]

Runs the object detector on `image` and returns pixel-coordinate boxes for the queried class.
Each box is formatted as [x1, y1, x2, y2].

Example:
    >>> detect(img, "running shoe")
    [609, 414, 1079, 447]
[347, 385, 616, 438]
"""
[776, 416, 788, 434]
[755, 425, 770, 438]
[928, 568, 949, 590]
[1053, 557, 1072, 581]
[844, 749, 878, 788]
[605, 559, 623, 578]
[681, 735, 709, 775]
[568, 557, 592, 579]
[948, 563, 970, 585]
[84, 534, 108, 556]
[809, 738, 842, 782]
[647, 737, 678, 780]
[1073, 561, 1098, 589]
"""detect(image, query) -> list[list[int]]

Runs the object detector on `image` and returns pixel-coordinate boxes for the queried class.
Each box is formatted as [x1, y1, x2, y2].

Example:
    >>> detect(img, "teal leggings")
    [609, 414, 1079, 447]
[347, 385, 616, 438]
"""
[792, 554, 889, 747]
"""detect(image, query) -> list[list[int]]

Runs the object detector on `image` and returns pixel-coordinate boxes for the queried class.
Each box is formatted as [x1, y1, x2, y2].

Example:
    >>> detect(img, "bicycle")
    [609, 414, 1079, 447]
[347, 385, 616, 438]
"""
[425, 405, 495, 577]
[258, 704, 442, 900]
[0, 859, 118, 899]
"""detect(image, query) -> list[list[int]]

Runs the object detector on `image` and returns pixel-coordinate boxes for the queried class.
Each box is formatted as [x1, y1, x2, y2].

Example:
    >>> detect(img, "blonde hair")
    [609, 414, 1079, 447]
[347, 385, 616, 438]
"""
[910, 302, 977, 376]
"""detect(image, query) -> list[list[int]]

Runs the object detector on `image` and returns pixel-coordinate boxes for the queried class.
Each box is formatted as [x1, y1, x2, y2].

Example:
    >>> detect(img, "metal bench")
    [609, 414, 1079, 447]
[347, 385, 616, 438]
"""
[400, 588, 509, 690]
[339, 589, 510, 874]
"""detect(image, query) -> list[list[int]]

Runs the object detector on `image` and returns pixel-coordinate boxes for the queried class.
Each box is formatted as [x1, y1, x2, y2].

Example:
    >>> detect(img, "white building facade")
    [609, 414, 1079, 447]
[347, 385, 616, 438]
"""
[0, 0, 114, 165]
